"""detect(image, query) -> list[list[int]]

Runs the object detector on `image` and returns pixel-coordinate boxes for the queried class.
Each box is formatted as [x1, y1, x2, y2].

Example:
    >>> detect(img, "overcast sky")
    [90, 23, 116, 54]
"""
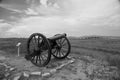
[0, 0, 120, 38]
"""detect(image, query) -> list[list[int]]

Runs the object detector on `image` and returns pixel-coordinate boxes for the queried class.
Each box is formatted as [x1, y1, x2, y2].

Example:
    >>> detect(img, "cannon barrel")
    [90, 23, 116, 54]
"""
[48, 33, 67, 41]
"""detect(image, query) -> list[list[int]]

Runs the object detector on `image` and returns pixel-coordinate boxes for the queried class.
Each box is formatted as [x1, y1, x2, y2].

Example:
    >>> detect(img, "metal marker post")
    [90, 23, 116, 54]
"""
[16, 42, 21, 56]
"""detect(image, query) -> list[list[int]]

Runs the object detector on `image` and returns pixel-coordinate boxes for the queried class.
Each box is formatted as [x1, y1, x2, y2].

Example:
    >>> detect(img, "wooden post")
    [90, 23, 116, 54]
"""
[16, 42, 21, 56]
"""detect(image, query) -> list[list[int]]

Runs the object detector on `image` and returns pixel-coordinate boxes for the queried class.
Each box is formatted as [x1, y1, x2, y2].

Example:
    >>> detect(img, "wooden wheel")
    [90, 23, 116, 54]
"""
[52, 34, 71, 59]
[27, 33, 51, 67]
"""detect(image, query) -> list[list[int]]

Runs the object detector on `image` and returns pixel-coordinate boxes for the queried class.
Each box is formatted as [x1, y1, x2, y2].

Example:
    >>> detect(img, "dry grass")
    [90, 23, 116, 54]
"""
[0, 36, 120, 70]
[69, 37, 120, 54]
[69, 37, 120, 71]
[0, 38, 27, 56]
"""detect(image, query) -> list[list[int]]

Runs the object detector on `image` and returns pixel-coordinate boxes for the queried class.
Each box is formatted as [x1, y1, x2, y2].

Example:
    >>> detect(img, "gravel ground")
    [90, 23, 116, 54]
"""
[0, 50, 119, 80]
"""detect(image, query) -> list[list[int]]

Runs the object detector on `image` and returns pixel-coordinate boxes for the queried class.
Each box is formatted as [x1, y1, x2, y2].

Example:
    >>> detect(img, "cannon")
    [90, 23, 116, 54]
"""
[25, 33, 71, 67]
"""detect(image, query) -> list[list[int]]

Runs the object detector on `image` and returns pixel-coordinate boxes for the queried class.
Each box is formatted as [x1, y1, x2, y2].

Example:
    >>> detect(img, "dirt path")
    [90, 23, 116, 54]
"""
[0, 49, 119, 80]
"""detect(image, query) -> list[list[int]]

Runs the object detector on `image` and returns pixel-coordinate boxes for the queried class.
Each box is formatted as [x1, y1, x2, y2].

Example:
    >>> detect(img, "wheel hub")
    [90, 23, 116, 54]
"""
[34, 49, 41, 55]
[56, 45, 62, 50]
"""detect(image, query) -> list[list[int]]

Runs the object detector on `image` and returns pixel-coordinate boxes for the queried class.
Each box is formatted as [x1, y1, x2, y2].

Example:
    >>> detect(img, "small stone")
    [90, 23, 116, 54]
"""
[69, 60, 74, 63]
[9, 68, 15, 71]
[5, 73, 10, 77]
[60, 64, 65, 68]
[56, 64, 65, 70]
[19, 74, 29, 80]
[42, 73, 50, 77]
[50, 69, 56, 73]
[67, 56, 72, 59]
[23, 72, 29, 77]
[30, 72, 41, 76]
[13, 76, 20, 80]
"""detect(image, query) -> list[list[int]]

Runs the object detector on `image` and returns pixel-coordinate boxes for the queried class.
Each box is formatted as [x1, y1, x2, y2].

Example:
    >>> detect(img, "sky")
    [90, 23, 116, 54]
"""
[0, 0, 120, 38]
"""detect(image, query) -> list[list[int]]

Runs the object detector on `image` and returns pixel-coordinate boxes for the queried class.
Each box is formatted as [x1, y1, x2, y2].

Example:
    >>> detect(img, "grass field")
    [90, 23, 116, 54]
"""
[0, 36, 120, 71]
[69, 37, 120, 71]
[0, 38, 27, 55]
[70, 37, 120, 54]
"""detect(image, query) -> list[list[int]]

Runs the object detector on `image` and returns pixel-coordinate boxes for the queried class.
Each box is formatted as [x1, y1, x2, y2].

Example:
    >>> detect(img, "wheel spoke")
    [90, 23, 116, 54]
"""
[35, 56, 37, 63]
[38, 36, 40, 46]
[60, 50, 64, 56]
[61, 48, 67, 52]
[31, 38, 36, 48]
[34, 36, 37, 44]
[52, 49, 57, 54]
[58, 39, 62, 45]
[43, 53, 48, 60]
[42, 55, 46, 61]
[32, 56, 36, 63]
[40, 55, 45, 64]
[57, 50, 59, 57]
[36, 56, 38, 63]
[38, 36, 43, 47]
[39, 56, 43, 64]
[38, 55, 41, 65]
[61, 38, 66, 44]
[56, 40, 60, 46]
[62, 45, 68, 49]
[59, 38, 62, 43]
[41, 52, 47, 60]
[56, 49, 59, 56]
[62, 42, 67, 46]
[31, 56, 35, 61]
[58, 50, 61, 57]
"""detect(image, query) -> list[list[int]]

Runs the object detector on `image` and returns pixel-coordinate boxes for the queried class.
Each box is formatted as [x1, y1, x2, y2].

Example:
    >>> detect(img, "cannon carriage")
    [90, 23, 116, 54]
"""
[25, 33, 71, 67]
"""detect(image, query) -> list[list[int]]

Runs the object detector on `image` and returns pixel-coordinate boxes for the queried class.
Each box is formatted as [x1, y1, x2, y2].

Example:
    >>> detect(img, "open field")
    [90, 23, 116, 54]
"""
[0, 37, 120, 68]
[69, 37, 120, 70]
[0, 36, 120, 79]
[0, 36, 120, 54]
[70, 37, 120, 54]
[0, 38, 27, 56]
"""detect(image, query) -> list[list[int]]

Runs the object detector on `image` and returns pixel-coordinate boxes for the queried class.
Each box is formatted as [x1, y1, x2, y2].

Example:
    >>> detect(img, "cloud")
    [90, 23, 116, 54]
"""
[0, 23, 11, 31]
[0, 22, 12, 37]
[0, 19, 4, 22]
[0, 4, 23, 13]
[1, 0, 120, 37]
